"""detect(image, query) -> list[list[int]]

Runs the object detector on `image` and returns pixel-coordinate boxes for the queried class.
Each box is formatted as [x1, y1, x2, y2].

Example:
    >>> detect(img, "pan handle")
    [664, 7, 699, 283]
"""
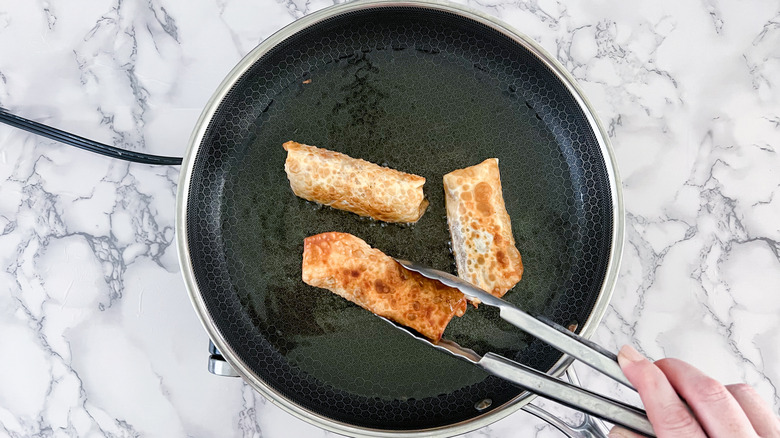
[521, 367, 613, 438]
[208, 340, 240, 377]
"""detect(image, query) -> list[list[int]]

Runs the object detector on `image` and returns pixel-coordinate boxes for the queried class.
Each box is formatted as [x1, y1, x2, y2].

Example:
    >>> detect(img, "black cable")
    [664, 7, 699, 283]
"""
[0, 108, 183, 166]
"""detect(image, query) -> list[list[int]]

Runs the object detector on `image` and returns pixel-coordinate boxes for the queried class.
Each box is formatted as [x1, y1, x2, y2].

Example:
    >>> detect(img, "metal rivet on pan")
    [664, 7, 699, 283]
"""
[474, 398, 492, 411]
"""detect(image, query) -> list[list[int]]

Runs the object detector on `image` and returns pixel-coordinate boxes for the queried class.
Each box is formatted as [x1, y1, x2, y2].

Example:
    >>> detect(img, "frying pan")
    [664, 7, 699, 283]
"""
[176, 0, 624, 436]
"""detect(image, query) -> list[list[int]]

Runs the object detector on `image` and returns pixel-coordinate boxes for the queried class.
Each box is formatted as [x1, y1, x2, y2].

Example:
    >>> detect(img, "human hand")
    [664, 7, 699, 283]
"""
[609, 345, 780, 438]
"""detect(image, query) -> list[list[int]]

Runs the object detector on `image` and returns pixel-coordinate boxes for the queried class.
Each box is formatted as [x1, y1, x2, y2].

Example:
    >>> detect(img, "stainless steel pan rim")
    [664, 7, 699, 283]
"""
[175, 0, 625, 436]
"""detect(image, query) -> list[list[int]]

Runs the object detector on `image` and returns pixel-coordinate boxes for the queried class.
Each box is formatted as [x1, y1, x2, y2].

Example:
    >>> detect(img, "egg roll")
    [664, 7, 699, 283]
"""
[283, 141, 429, 223]
[302, 232, 467, 342]
[443, 158, 523, 298]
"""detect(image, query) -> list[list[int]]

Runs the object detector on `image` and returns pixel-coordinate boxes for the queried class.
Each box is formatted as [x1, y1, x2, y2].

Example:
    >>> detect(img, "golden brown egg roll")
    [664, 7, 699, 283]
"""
[443, 158, 523, 298]
[302, 232, 467, 342]
[283, 141, 429, 223]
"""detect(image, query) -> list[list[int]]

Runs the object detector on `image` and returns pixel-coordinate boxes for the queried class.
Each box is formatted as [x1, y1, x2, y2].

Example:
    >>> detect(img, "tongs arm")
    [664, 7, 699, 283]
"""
[479, 353, 654, 437]
[383, 318, 656, 437]
[395, 259, 630, 387]
[498, 306, 630, 388]
[392, 259, 656, 436]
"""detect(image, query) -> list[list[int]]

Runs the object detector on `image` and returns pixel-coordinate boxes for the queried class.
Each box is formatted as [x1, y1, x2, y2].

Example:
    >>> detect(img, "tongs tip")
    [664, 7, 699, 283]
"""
[393, 258, 491, 306]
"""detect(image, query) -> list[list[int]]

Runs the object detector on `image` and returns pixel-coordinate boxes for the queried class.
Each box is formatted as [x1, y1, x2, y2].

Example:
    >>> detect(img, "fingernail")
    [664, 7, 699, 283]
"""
[608, 427, 632, 438]
[618, 344, 644, 366]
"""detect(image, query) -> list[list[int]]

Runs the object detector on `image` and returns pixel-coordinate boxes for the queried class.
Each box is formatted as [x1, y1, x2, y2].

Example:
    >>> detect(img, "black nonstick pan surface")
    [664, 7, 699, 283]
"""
[178, 2, 620, 435]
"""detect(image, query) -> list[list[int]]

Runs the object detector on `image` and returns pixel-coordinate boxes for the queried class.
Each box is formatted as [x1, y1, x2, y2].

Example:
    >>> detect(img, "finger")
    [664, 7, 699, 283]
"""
[608, 425, 645, 438]
[726, 383, 780, 438]
[617, 345, 706, 437]
[655, 359, 757, 438]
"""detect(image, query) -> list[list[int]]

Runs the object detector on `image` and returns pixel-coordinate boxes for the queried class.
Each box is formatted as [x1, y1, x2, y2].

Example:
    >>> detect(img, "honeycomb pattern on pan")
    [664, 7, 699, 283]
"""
[186, 6, 613, 431]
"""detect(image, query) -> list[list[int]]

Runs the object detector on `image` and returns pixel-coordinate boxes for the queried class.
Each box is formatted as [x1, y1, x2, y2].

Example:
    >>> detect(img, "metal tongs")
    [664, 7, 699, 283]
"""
[392, 259, 656, 437]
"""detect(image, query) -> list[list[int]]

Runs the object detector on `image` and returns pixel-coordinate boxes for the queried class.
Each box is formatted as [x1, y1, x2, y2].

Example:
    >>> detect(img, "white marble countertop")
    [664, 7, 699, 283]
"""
[1, 0, 778, 436]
